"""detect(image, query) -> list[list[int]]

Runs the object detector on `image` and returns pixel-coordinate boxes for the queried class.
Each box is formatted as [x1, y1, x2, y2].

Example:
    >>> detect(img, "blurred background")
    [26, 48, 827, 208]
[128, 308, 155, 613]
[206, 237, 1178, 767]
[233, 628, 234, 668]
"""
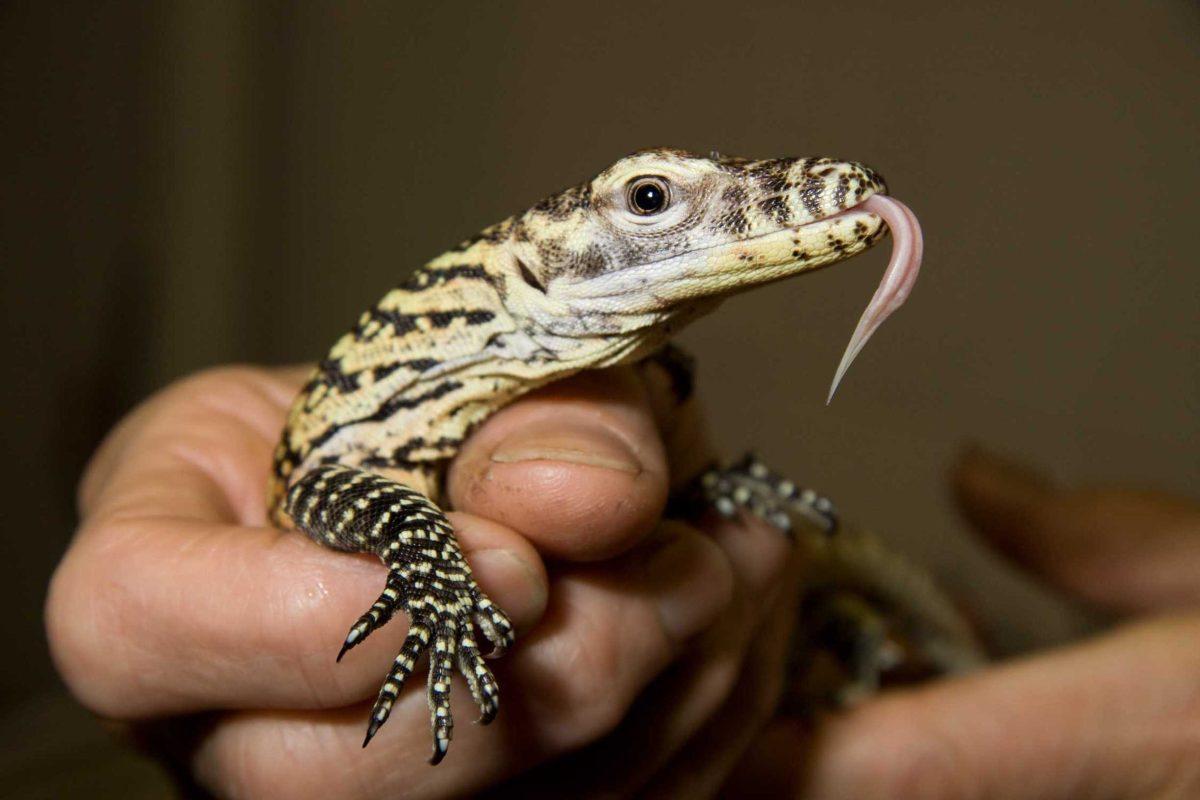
[3, 1, 1197, 795]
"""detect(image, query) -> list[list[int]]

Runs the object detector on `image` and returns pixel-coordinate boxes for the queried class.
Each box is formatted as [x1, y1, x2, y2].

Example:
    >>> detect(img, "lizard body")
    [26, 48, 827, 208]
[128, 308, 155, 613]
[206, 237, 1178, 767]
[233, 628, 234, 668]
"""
[270, 148, 976, 763]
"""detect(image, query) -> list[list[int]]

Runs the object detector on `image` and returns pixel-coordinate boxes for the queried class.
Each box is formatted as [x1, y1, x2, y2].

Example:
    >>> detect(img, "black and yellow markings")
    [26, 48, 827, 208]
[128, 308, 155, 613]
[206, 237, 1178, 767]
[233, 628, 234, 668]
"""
[268, 148, 912, 763]
[400, 263, 491, 291]
[284, 460, 513, 762]
[354, 306, 496, 343]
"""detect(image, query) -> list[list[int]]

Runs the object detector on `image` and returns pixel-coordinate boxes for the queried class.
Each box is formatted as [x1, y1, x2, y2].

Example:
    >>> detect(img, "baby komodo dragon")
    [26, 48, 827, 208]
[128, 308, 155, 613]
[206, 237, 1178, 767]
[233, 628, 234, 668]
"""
[269, 148, 971, 764]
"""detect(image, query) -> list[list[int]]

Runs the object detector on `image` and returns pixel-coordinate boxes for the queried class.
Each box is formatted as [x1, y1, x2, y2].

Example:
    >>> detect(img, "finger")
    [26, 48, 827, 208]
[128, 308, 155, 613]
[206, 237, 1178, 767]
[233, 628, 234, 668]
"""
[191, 521, 737, 800]
[639, 562, 799, 800]
[505, 520, 736, 754]
[498, 356, 795, 794]
[447, 366, 671, 561]
[620, 510, 799, 775]
[952, 445, 1200, 613]
[48, 367, 548, 717]
[493, 506, 798, 797]
[46, 509, 547, 720]
[78, 366, 305, 527]
[795, 615, 1200, 800]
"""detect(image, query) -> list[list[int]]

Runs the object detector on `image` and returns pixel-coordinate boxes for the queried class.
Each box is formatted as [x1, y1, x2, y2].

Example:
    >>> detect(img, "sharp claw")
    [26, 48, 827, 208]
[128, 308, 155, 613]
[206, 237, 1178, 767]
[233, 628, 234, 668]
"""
[362, 716, 383, 748]
[337, 626, 362, 662]
[474, 610, 513, 658]
[429, 738, 449, 765]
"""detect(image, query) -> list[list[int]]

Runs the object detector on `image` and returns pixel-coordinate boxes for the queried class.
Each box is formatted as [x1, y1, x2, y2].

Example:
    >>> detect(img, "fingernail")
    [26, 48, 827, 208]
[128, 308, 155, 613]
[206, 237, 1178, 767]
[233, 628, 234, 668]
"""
[645, 524, 732, 644]
[490, 421, 641, 475]
[469, 549, 548, 628]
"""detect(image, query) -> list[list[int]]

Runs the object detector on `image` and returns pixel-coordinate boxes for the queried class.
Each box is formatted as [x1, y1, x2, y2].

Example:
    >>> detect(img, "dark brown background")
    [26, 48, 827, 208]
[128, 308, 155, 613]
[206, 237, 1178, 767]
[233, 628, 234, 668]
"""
[3, 1, 1197, 795]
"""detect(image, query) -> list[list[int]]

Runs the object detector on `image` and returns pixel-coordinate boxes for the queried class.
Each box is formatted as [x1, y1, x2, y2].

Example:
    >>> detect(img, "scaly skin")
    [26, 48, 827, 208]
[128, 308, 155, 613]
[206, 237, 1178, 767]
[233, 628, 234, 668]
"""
[268, 148, 976, 764]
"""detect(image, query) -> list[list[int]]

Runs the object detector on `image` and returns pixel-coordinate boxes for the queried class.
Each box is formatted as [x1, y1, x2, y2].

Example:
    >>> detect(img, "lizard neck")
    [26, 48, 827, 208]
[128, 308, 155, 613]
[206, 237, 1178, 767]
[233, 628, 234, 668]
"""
[273, 236, 659, 511]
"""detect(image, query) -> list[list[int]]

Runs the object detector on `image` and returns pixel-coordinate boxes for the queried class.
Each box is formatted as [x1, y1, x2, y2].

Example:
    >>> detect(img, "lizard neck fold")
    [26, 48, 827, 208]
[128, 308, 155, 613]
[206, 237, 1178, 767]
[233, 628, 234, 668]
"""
[270, 239, 651, 515]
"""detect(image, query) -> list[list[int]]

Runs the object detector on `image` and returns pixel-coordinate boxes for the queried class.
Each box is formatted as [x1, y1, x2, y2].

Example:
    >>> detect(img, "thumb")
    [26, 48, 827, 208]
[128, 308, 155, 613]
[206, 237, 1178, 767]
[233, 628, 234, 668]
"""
[951, 445, 1200, 614]
[749, 616, 1200, 800]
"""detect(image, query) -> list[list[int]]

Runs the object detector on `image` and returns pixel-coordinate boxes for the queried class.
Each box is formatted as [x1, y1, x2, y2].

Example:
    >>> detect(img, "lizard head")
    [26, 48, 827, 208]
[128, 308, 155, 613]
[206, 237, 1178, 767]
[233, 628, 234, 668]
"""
[494, 147, 922, 400]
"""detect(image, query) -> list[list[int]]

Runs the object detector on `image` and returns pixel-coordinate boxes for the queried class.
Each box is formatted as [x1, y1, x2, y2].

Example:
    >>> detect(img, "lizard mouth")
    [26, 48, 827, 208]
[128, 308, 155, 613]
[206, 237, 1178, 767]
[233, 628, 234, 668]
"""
[825, 194, 923, 402]
[551, 192, 923, 403]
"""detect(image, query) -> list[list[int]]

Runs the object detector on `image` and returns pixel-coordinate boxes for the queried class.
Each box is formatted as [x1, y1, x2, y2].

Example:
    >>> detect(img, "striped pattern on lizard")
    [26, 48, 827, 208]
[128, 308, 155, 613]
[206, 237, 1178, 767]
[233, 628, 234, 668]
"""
[269, 148, 977, 764]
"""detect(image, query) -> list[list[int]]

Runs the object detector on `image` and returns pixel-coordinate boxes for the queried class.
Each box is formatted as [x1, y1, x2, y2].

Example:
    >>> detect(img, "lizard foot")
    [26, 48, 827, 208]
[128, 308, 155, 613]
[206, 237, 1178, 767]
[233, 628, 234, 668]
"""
[361, 587, 510, 762]
[350, 573, 514, 763]
[287, 465, 515, 764]
[674, 451, 840, 536]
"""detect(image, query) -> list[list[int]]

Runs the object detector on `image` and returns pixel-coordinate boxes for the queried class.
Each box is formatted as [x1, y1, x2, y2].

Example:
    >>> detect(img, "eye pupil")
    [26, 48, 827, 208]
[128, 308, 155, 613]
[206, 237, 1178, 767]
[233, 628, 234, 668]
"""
[630, 180, 668, 215]
[633, 184, 663, 212]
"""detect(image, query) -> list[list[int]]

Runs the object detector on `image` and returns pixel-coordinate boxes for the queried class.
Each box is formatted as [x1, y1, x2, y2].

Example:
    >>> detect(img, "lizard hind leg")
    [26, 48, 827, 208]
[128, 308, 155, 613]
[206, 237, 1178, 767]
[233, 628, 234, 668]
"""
[284, 464, 513, 764]
[670, 454, 984, 714]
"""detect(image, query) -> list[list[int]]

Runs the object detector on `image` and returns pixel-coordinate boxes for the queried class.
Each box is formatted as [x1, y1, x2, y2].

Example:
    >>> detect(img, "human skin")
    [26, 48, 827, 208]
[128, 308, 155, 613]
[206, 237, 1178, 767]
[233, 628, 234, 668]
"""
[46, 363, 806, 798]
[46, 365, 1200, 798]
[726, 449, 1200, 800]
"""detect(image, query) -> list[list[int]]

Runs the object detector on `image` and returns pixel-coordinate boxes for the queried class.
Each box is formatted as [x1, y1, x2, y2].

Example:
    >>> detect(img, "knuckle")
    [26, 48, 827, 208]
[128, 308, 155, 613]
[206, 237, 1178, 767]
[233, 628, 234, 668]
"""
[45, 522, 144, 717]
[560, 610, 629, 739]
[172, 364, 264, 397]
[202, 719, 359, 800]
[44, 553, 86, 687]
[163, 365, 283, 430]
[643, 523, 736, 645]
[537, 587, 647, 746]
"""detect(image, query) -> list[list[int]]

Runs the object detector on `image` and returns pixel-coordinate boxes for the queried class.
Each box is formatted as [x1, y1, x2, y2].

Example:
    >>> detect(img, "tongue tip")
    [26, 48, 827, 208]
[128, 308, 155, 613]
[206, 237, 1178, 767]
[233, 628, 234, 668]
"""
[823, 193, 922, 404]
[825, 350, 853, 404]
[825, 368, 844, 404]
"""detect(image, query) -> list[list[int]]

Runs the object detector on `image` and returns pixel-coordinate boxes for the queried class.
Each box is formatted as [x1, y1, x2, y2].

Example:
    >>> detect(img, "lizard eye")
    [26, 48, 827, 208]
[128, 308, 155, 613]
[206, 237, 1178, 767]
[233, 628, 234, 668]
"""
[627, 177, 670, 216]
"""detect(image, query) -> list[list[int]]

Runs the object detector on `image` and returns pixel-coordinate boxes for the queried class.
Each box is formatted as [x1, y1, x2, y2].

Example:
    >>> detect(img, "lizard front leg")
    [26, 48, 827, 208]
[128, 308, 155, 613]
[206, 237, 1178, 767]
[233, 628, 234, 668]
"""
[285, 464, 514, 764]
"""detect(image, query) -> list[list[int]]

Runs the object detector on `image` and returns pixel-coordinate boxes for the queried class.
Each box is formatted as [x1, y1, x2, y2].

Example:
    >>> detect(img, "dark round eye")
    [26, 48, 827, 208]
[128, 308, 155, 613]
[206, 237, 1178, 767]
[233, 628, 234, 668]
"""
[628, 177, 670, 215]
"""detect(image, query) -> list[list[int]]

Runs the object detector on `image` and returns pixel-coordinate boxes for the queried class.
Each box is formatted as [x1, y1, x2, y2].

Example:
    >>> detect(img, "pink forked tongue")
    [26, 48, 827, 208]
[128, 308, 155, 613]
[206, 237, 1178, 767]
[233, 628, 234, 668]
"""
[826, 194, 924, 403]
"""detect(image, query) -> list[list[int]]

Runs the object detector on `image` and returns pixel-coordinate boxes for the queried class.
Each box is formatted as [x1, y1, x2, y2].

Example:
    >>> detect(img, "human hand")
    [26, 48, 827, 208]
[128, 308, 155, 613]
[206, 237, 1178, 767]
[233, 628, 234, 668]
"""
[46, 364, 805, 798]
[726, 447, 1200, 799]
